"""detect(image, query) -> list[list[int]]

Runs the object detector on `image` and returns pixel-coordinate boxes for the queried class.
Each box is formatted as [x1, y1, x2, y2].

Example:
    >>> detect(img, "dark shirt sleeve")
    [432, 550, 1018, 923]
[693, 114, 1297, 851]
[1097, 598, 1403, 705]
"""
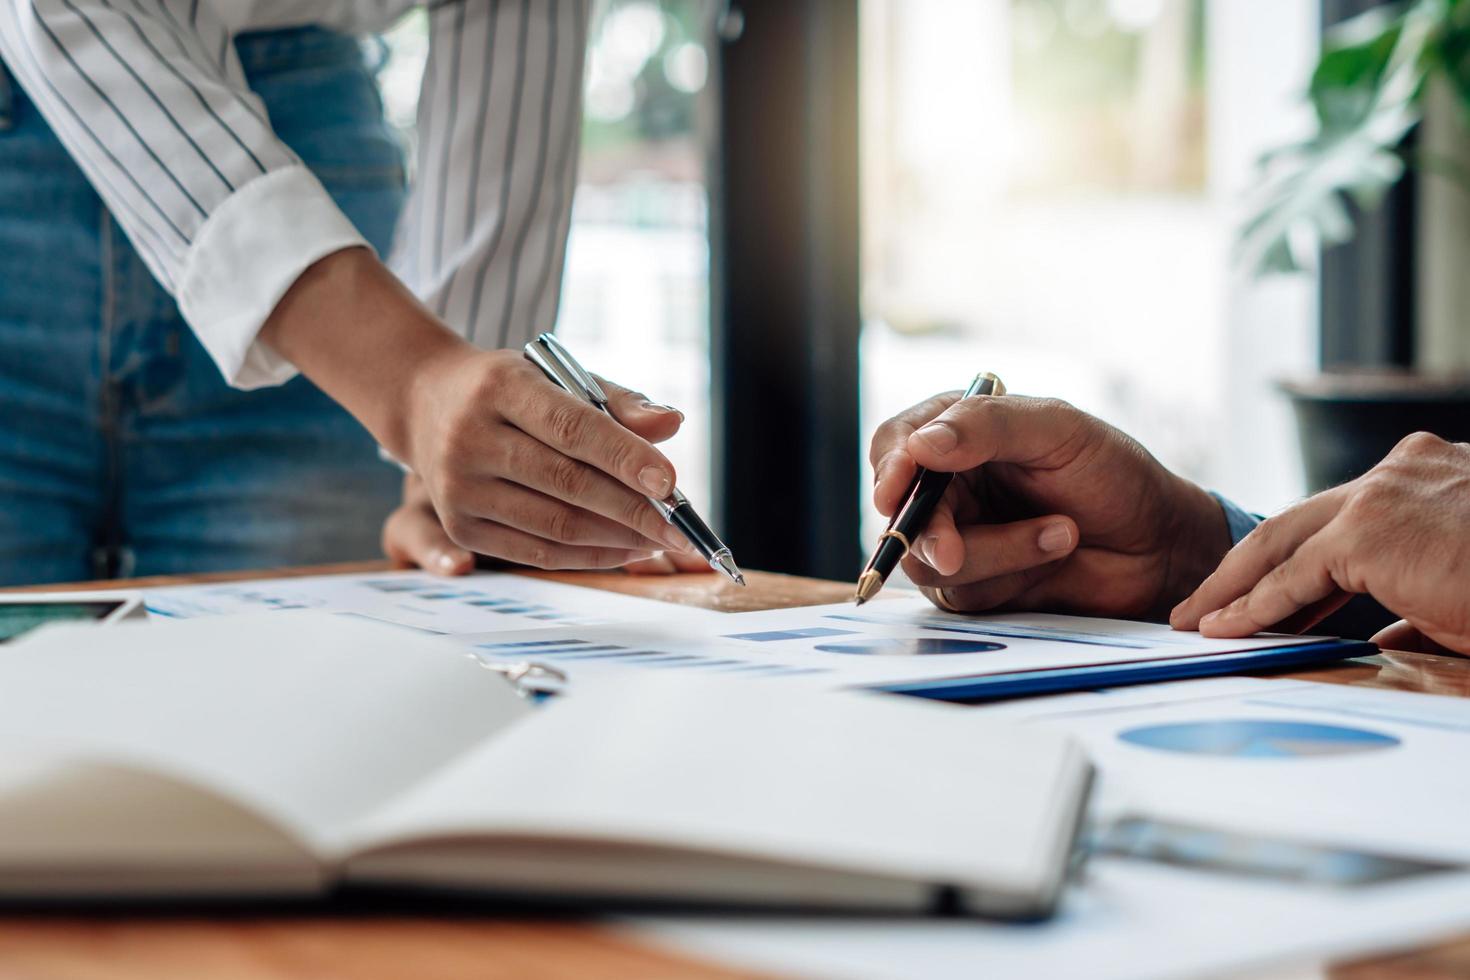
[1208, 491, 1261, 546]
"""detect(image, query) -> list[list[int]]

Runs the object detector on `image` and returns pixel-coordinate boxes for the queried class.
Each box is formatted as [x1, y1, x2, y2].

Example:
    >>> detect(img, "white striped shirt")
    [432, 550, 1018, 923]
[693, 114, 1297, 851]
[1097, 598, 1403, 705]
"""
[0, 0, 588, 388]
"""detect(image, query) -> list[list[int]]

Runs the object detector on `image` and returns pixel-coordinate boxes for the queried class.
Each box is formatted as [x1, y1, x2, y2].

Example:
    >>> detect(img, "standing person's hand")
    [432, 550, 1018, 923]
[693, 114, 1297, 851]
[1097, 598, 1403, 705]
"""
[380, 375, 709, 575]
[401, 348, 698, 569]
[1172, 433, 1470, 654]
[869, 392, 1233, 619]
[261, 248, 700, 571]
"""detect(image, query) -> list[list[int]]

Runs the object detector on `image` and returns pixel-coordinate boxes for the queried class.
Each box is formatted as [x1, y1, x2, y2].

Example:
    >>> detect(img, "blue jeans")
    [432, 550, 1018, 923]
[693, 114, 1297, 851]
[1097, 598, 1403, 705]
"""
[0, 29, 403, 586]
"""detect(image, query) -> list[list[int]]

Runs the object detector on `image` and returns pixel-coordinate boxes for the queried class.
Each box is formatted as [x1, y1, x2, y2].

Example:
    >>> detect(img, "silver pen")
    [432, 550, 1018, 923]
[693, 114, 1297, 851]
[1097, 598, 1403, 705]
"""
[524, 333, 746, 585]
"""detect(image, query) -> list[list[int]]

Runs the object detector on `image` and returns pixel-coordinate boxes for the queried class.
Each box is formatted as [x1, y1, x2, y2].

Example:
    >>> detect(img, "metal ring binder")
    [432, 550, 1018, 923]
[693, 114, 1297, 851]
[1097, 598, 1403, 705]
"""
[474, 659, 569, 698]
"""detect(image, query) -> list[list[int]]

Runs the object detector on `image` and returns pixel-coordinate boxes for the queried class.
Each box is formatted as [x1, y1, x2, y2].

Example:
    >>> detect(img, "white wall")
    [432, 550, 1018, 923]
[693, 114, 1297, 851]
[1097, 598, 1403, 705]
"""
[1207, 0, 1321, 515]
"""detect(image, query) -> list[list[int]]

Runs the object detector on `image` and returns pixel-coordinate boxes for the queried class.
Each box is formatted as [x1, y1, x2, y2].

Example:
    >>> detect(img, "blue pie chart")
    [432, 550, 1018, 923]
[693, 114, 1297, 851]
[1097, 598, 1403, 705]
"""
[812, 637, 1006, 656]
[1118, 719, 1399, 758]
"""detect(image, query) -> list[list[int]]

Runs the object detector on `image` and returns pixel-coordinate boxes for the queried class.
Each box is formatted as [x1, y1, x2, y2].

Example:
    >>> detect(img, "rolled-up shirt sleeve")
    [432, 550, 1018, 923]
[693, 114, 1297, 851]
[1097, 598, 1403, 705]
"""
[0, 0, 368, 388]
[390, 0, 588, 351]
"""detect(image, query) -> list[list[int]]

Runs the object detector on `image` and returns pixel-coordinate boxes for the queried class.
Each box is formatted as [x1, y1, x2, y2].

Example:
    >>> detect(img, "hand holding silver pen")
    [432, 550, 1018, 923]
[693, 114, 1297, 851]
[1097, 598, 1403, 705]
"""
[381, 339, 710, 573]
[525, 334, 745, 585]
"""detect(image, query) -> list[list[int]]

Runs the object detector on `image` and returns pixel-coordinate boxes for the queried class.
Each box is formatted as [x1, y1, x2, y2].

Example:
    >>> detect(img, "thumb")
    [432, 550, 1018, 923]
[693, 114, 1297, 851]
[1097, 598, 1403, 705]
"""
[1372, 620, 1422, 652]
[1370, 619, 1458, 655]
[382, 501, 474, 576]
[600, 376, 684, 444]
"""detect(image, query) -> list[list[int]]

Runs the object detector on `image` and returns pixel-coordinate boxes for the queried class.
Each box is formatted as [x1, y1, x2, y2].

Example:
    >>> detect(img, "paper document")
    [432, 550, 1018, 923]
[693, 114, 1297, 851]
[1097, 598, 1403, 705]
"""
[630, 858, 1470, 980]
[145, 570, 703, 635]
[458, 598, 1324, 692]
[631, 679, 1470, 980]
[1003, 677, 1470, 864]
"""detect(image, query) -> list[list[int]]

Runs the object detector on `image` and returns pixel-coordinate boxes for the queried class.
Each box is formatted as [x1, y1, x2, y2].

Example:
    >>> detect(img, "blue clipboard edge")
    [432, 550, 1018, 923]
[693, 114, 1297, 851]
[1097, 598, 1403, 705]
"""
[870, 639, 1379, 704]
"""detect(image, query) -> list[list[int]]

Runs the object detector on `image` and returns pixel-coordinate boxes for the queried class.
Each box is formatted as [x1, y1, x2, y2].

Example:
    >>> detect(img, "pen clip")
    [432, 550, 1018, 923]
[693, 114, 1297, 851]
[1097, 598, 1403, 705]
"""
[525, 338, 583, 398]
[536, 332, 608, 407]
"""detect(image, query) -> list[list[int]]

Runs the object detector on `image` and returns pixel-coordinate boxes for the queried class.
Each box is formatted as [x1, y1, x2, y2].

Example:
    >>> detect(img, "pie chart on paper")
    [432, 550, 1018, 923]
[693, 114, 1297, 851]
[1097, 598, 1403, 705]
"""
[1118, 719, 1400, 759]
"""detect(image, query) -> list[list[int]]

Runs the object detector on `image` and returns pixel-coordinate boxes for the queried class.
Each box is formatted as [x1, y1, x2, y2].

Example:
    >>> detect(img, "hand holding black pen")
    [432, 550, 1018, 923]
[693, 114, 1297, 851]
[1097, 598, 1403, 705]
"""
[855, 373, 1004, 605]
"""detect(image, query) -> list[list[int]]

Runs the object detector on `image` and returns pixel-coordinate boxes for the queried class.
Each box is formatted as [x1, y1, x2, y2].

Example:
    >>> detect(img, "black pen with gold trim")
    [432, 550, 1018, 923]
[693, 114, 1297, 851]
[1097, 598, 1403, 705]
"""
[855, 372, 1005, 605]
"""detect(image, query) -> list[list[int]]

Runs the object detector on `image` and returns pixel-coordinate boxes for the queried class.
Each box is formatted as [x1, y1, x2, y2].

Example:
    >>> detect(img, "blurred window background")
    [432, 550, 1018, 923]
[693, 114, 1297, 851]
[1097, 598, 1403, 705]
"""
[381, 0, 1322, 562]
[379, 0, 715, 511]
[859, 0, 1321, 545]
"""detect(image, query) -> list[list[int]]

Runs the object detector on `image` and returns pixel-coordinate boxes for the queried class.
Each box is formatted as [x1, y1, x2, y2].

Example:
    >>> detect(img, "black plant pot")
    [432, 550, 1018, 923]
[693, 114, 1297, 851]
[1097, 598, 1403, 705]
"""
[1279, 372, 1470, 493]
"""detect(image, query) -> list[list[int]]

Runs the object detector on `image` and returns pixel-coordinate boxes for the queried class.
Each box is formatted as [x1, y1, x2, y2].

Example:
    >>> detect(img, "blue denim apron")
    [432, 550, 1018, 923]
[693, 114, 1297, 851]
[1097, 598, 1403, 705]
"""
[0, 28, 404, 585]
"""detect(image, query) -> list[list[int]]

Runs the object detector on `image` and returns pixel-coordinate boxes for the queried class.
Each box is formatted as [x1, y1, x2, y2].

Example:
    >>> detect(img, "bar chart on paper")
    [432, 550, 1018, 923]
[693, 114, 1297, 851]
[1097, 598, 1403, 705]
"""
[456, 598, 1336, 694]
[471, 634, 832, 680]
[144, 571, 695, 636]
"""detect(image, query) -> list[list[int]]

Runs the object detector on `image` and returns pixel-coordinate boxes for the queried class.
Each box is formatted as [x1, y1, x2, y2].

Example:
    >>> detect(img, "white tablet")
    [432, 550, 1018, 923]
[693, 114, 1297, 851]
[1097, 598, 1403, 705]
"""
[0, 592, 147, 644]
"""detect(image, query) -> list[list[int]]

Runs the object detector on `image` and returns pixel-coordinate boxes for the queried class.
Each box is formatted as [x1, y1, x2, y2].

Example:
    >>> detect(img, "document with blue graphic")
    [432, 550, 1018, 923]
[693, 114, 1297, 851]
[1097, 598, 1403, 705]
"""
[454, 596, 1326, 692]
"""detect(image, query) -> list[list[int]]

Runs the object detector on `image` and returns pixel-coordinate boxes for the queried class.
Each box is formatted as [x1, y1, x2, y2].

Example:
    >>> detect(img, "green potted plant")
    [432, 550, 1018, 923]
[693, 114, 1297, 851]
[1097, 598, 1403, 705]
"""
[1240, 0, 1470, 491]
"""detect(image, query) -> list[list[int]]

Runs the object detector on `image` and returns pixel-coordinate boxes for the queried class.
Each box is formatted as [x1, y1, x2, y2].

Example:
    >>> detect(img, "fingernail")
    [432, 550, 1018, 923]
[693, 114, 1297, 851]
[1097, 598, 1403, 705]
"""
[1038, 523, 1072, 553]
[639, 466, 673, 497]
[917, 534, 939, 566]
[1199, 610, 1219, 627]
[642, 401, 684, 420]
[914, 422, 957, 454]
[434, 551, 460, 573]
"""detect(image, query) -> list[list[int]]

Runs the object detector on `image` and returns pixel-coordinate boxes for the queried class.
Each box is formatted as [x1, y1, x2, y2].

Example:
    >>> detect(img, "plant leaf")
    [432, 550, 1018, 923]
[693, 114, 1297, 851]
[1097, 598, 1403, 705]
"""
[1238, 0, 1442, 277]
[1430, 0, 1470, 126]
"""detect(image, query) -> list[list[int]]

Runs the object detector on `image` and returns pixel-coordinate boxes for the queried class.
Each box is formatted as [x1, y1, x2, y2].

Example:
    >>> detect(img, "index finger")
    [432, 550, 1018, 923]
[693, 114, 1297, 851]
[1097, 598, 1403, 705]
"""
[1197, 530, 1341, 637]
[1170, 488, 1346, 630]
[904, 396, 1093, 473]
[505, 371, 678, 500]
[870, 392, 962, 514]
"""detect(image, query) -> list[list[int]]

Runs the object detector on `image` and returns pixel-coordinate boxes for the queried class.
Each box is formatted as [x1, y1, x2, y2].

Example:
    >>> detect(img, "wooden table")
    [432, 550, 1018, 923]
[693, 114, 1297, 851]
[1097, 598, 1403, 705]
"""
[4, 561, 1469, 980]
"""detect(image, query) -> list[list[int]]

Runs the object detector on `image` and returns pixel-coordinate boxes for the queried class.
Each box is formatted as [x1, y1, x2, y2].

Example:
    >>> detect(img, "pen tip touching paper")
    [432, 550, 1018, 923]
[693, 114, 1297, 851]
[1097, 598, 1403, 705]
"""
[711, 551, 746, 586]
[853, 570, 882, 605]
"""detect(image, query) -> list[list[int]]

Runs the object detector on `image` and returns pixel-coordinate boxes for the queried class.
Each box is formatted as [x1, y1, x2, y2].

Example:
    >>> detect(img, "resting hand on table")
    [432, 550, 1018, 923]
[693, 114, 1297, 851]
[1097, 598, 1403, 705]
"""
[870, 393, 1232, 619]
[1171, 433, 1470, 655]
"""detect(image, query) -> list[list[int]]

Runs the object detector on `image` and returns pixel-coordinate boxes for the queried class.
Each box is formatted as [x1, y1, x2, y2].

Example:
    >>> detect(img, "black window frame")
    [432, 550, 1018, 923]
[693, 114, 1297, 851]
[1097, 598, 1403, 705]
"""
[707, 0, 862, 580]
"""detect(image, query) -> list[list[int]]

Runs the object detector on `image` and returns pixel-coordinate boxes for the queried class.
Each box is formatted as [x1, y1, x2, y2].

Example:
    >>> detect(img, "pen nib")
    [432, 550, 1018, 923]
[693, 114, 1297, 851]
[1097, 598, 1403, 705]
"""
[853, 570, 882, 606]
[711, 551, 746, 586]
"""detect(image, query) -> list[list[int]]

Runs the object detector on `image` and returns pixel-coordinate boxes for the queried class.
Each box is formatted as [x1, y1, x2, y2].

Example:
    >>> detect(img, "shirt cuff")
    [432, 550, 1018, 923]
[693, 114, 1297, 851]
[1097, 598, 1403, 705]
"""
[1209, 491, 1262, 546]
[177, 165, 370, 390]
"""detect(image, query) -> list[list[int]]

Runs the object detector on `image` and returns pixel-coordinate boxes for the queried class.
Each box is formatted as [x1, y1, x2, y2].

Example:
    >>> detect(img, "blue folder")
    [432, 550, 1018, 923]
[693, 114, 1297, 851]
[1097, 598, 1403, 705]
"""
[872, 638, 1378, 704]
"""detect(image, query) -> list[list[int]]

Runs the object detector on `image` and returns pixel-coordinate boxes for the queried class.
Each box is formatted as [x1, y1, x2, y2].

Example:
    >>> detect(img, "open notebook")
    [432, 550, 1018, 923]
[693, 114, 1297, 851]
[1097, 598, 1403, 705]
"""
[0, 614, 1092, 919]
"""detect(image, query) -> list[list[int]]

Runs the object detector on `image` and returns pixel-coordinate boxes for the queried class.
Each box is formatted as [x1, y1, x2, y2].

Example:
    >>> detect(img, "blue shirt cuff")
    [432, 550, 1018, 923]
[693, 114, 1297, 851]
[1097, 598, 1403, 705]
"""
[1209, 491, 1261, 546]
